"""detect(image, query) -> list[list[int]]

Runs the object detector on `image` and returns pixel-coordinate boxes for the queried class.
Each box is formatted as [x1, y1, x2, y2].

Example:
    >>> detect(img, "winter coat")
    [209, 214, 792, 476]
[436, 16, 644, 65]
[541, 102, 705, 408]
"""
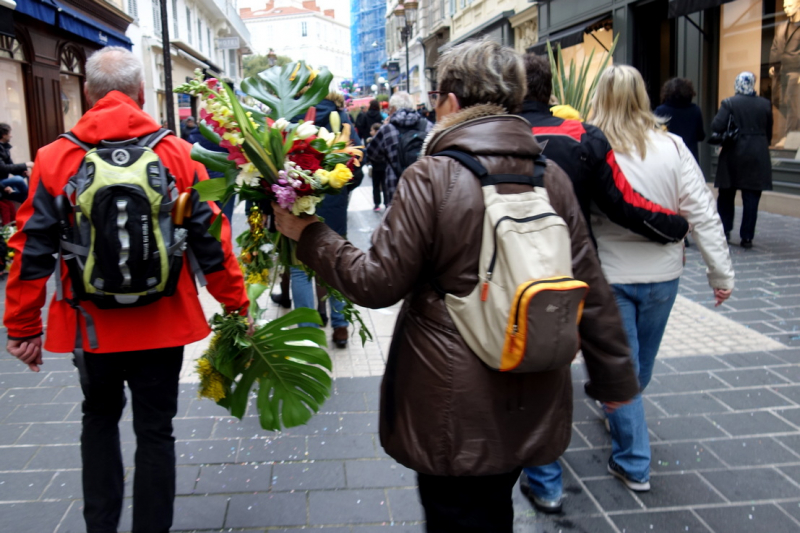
[655, 101, 706, 161]
[356, 109, 384, 141]
[3, 91, 248, 352]
[517, 100, 688, 244]
[712, 94, 773, 191]
[296, 104, 639, 476]
[0, 141, 27, 181]
[186, 127, 226, 179]
[591, 131, 734, 290]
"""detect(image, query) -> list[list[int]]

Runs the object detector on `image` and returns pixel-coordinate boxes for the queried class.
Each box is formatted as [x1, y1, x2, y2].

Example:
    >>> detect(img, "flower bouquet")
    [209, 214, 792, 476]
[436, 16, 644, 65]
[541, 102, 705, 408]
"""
[175, 62, 371, 430]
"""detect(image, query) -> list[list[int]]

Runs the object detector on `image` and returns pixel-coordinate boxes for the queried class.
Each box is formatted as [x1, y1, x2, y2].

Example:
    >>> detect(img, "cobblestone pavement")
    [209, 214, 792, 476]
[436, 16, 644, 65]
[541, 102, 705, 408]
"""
[2, 179, 800, 532]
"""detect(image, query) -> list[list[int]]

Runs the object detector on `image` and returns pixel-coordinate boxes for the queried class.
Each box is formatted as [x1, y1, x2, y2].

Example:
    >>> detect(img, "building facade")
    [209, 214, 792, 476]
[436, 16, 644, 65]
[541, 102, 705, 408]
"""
[351, 0, 386, 95]
[2, 0, 133, 161]
[241, 0, 351, 87]
[125, 0, 252, 127]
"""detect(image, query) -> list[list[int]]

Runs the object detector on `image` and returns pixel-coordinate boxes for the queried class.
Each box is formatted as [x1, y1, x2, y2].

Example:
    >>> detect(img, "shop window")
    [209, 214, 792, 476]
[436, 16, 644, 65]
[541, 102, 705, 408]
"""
[127, 0, 138, 20]
[0, 36, 32, 162]
[555, 26, 614, 104]
[59, 45, 85, 132]
[718, 0, 800, 155]
[302, 21, 308, 37]
[198, 19, 203, 51]
[187, 7, 192, 44]
[152, 0, 162, 38]
[172, 0, 179, 38]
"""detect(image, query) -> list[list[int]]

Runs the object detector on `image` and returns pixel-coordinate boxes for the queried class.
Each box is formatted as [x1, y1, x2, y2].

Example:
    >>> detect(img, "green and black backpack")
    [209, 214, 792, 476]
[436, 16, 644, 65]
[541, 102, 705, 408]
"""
[55, 129, 188, 309]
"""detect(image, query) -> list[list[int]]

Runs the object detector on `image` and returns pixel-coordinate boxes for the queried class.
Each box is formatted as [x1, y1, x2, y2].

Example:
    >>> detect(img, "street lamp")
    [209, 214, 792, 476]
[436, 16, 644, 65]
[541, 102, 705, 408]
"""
[393, 1, 418, 93]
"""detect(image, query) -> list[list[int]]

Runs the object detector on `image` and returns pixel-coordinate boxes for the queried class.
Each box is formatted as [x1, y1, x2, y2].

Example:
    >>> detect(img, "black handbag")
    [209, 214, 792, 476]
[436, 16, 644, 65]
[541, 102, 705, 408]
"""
[708, 102, 739, 147]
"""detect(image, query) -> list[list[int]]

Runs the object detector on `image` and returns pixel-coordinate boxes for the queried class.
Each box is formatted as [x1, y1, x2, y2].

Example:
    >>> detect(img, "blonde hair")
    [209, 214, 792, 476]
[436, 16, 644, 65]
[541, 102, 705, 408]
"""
[326, 91, 345, 109]
[588, 65, 665, 159]
[436, 39, 527, 112]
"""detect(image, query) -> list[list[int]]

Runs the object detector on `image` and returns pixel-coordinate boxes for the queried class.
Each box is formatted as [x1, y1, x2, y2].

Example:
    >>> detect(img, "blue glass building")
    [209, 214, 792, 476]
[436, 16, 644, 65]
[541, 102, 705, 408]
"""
[350, 0, 387, 94]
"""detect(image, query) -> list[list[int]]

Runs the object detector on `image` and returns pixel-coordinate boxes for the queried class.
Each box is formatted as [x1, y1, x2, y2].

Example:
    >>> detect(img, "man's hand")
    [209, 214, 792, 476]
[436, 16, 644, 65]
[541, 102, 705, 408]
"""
[4, 187, 13, 195]
[272, 202, 319, 242]
[714, 288, 732, 307]
[7, 337, 43, 372]
[601, 400, 630, 414]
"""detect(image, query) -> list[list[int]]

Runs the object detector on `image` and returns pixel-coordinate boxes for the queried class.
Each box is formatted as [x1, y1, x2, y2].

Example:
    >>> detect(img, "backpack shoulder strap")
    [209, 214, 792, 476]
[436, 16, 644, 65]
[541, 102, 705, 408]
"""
[59, 131, 94, 152]
[433, 149, 547, 188]
[138, 128, 173, 149]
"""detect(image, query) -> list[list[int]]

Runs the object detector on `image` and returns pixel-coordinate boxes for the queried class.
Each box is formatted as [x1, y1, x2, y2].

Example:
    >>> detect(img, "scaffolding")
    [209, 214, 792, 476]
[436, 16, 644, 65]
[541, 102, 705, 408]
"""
[350, 0, 387, 94]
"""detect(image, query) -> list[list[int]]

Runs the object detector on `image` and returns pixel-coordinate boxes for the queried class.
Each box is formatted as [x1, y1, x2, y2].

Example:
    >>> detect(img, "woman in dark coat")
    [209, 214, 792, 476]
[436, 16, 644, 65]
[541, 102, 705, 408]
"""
[655, 78, 705, 161]
[711, 71, 773, 249]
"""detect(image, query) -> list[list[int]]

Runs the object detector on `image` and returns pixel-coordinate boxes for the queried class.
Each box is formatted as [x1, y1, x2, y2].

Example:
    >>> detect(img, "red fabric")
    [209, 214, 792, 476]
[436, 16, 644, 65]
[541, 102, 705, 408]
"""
[4, 91, 248, 353]
[532, 121, 586, 143]
[605, 151, 675, 215]
[0, 200, 15, 226]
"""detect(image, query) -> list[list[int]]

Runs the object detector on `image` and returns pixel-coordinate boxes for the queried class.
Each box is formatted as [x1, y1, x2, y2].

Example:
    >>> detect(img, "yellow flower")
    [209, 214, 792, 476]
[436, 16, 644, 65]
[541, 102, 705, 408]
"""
[246, 269, 270, 286]
[314, 169, 329, 186]
[327, 164, 353, 189]
[196, 356, 227, 401]
[550, 104, 582, 121]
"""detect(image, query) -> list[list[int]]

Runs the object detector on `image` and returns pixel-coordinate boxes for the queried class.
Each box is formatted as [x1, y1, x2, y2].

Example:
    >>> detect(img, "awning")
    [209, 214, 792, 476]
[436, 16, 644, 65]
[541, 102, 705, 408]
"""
[527, 14, 611, 55]
[13, 0, 57, 25]
[668, 0, 735, 18]
[0, 7, 15, 37]
[439, 10, 514, 53]
[54, 1, 132, 48]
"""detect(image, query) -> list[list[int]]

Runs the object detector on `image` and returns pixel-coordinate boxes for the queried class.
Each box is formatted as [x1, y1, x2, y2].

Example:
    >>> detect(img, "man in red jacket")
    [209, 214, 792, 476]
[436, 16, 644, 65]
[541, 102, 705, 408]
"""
[4, 47, 248, 533]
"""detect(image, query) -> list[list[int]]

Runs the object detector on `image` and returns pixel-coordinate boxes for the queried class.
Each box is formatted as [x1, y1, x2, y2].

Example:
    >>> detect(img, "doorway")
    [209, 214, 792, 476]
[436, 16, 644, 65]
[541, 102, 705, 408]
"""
[632, 0, 677, 108]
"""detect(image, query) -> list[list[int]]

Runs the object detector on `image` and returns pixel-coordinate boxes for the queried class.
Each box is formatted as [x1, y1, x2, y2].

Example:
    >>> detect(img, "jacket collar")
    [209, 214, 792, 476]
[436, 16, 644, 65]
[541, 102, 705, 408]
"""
[70, 91, 161, 144]
[422, 104, 506, 156]
[520, 100, 553, 115]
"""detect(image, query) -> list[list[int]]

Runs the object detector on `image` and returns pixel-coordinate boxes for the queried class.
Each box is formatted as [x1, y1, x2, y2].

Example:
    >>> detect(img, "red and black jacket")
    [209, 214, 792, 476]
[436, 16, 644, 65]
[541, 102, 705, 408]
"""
[517, 100, 688, 244]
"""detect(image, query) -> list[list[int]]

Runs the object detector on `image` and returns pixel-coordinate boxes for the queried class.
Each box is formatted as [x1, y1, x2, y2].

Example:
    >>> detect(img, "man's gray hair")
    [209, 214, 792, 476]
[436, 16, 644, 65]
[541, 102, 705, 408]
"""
[389, 91, 415, 111]
[85, 46, 144, 103]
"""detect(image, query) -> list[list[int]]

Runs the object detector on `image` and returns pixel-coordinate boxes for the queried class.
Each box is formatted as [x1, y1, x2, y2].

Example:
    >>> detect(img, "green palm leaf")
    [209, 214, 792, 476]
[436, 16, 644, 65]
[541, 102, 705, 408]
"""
[241, 61, 334, 121]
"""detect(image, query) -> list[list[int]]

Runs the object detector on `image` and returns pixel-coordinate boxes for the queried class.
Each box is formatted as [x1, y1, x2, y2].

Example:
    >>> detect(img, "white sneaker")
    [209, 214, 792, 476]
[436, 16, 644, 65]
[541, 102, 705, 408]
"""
[607, 460, 650, 492]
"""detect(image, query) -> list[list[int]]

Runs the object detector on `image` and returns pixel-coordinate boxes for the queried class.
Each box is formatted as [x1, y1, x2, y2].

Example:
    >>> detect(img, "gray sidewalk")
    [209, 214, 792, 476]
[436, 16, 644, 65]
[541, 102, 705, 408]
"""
[2, 187, 800, 532]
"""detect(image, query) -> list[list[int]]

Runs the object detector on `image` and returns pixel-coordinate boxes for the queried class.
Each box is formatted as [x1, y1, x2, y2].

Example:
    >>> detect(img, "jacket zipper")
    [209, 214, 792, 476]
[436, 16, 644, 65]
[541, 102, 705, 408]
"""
[511, 277, 572, 335]
[482, 212, 559, 301]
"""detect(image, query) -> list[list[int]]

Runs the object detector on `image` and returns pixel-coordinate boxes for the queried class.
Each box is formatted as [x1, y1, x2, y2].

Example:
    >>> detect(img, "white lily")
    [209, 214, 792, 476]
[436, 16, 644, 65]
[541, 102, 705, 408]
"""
[295, 121, 317, 140]
[317, 127, 336, 145]
[273, 118, 290, 131]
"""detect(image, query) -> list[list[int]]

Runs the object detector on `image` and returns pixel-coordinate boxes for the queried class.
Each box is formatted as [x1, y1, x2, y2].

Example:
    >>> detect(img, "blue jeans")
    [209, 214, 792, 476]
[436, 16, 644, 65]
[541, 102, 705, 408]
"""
[523, 461, 563, 501]
[0, 176, 28, 203]
[607, 278, 680, 482]
[290, 266, 347, 328]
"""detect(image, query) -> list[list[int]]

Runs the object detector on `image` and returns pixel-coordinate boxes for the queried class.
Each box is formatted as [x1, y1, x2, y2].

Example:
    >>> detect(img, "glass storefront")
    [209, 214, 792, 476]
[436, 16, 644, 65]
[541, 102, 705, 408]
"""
[0, 38, 31, 162]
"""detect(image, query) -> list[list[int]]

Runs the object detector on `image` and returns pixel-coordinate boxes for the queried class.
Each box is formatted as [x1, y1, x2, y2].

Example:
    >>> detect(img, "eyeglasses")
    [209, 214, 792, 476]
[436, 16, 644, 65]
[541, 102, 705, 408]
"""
[428, 91, 443, 106]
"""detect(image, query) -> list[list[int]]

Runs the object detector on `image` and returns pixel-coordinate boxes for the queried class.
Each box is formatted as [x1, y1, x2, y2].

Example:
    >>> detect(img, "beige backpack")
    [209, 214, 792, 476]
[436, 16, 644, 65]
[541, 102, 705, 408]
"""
[432, 150, 589, 373]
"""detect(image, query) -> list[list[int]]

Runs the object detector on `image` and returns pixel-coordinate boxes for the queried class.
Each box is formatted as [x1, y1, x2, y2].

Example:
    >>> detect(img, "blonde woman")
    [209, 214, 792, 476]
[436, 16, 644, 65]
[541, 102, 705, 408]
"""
[589, 65, 735, 491]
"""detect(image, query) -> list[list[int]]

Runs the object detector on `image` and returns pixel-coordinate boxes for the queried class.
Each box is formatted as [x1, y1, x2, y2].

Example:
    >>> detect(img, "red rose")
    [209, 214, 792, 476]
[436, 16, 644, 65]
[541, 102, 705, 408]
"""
[288, 153, 322, 172]
[295, 182, 313, 195]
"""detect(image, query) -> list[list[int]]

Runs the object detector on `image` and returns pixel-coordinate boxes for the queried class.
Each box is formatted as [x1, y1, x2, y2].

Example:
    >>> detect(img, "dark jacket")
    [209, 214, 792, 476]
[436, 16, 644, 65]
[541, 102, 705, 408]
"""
[655, 101, 705, 161]
[186, 127, 226, 179]
[0, 142, 27, 181]
[712, 94, 773, 191]
[356, 109, 384, 141]
[296, 105, 638, 476]
[517, 100, 688, 244]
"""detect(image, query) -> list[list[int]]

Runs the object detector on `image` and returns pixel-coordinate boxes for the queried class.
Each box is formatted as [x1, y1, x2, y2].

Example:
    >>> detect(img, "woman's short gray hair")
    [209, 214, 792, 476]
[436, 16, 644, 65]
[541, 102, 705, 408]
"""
[436, 39, 526, 112]
[85, 46, 144, 103]
[389, 91, 415, 111]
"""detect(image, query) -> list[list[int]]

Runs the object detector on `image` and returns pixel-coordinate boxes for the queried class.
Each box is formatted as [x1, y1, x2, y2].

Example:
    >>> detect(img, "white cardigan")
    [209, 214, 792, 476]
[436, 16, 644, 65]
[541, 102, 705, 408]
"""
[590, 131, 735, 291]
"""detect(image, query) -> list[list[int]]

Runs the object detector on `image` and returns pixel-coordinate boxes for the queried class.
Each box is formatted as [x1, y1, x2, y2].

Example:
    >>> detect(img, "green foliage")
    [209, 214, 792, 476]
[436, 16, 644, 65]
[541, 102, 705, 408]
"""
[376, 94, 389, 103]
[241, 61, 334, 121]
[243, 53, 294, 78]
[547, 35, 618, 119]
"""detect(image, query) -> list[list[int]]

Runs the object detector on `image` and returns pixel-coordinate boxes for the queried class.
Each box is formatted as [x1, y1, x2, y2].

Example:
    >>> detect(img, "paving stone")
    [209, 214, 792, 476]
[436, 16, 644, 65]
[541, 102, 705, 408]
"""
[562, 448, 610, 478]
[610, 510, 708, 533]
[174, 439, 240, 465]
[648, 416, 728, 441]
[769, 365, 800, 383]
[723, 298, 778, 311]
[635, 472, 724, 508]
[704, 437, 800, 466]
[0, 501, 71, 532]
[719, 310, 779, 323]
[320, 392, 370, 413]
[4, 403, 74, 423]
[238, 436, 307, 462]
[774, 407, 800, 428]
[707, 411, 796, 436]
[38, 372, 79, 387]
[352, 527, 424, 533]
[172, 417, 216, 440]
[649, 393, 729, 416]
[702, 467, 800, 502]
[272, 461, 346, 491]
[648, 372, 729, 393]
[772, 348, 800, 363]
[0, 372, 49, 388]
[26, 445, 81, 470]
[365, 392, 380, 411]
[713, 368, 791, 388]
[308, 434, 378, 460]
[16, 422, 81, 445]
[386, 488, 424, 521]
[211, 415, 271, 439]
[309, 489, 390, 525]
[582, 478, 640, 511]
[696, 503, 800, 533]
[53, 387, 85, 403]
[346, 459, 415, 488]
[526, 516, 618, 533]
[276, 528, 350, 533]
[279, 413, 343, 436]
[650, 442, 723, 472]
[0, 471, 54, 501]
[712, 388, 794, 410]
[0, 387, 60, 405]
[0, 424, 28, 446]
[195, 463, 273, 493]
[774, 385, 800, 404]
[339, 412, 379, 434]
[42, 469, 82, 499]
[335, 376, 381, 393]
[172, 494, 228, 530]
[779, 500, 800, 523]
[717, 351, 786, 368]
[572, 399, 602, 422]
[573, 420, 612, 448]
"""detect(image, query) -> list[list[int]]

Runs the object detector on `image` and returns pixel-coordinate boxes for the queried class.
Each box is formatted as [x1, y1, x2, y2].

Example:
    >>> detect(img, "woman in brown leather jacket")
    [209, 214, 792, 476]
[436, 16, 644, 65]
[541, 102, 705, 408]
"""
[274, 40, 639, 532]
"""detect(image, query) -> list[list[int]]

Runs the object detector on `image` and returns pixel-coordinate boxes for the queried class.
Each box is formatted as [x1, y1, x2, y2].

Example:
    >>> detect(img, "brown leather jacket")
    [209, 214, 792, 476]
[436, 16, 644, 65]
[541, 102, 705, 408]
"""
[297, 105, 638, 476]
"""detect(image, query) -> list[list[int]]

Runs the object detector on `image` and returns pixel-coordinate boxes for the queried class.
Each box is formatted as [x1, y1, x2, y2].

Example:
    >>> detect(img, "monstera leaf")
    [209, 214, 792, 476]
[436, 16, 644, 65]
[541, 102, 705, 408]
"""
[241, 61, 334, 121]
[226, 308, 332, 430]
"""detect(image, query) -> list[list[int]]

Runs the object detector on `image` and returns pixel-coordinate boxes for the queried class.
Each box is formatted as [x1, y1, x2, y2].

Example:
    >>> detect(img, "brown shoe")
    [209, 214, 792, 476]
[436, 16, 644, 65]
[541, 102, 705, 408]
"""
[333, 327, 348, 349]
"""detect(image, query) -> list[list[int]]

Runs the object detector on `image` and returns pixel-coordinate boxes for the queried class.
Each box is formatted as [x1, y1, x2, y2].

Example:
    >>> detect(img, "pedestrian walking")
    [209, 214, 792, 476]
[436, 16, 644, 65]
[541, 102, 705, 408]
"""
[589, 65, 734, 493]
[655, 77, 706, 162]
[368, 122, 387, 210]
[3, 46, 249, 533]
[711, 71, 773, 248]
[355, 99, 383, 142]
[0, 123, 32, 204]
[272, 40, 639, 532]
[517, 53, 689, 514]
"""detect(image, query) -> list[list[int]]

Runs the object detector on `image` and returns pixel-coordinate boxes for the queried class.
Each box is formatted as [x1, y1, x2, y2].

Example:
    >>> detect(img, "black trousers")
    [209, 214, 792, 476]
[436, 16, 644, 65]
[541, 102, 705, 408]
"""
[372, 167, 386, 207]
[717, 188, 762, 241]
[417, 468, 522, 533]
[76, 346, 183, 533]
